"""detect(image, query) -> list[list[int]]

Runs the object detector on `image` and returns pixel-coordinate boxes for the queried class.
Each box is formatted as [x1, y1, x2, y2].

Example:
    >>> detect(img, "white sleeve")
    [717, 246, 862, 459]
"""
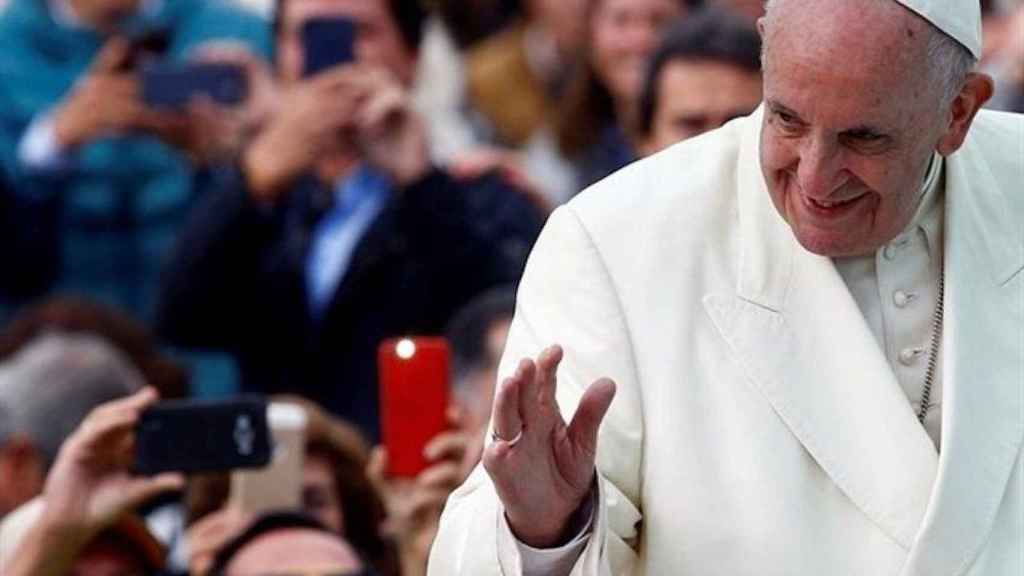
[510, 485, 596, 576]
[17, 112, 74, 172]
[428, 206, 645, 576]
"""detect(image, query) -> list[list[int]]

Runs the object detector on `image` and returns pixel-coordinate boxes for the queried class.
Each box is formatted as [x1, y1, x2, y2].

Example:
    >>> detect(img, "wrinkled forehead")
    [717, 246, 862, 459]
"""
[762, 0, 934, 124]
[763, 0, 930, 68]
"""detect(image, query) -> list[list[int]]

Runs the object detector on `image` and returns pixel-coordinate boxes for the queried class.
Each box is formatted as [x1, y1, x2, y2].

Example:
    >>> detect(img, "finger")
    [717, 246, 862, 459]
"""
[490, 372, 523, 444]
[123, 472, 186, 510]
[423, 431, 467, 462]
[366, 446, 388, 486]
[536, 345, 563, 407]
[92, 37, 133, 73]
[81, 387, 159, 439]
[188, 40, 252, 65]
[406, 487, 452, 516]
[566, 378, 617, 457]
[415, 462, 463, 491]
[446, 404, 464, 429]
[516, 358, 540, 428]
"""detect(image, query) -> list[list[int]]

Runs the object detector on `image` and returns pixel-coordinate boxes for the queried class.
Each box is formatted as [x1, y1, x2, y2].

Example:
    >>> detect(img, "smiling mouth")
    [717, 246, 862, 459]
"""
[800, 191, 871, 218]
[808, 195, 863, 209]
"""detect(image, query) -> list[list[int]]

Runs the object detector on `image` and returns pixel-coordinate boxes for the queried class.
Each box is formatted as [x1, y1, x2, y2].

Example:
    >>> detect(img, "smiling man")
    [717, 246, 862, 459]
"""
[429, 0, 1023, 574]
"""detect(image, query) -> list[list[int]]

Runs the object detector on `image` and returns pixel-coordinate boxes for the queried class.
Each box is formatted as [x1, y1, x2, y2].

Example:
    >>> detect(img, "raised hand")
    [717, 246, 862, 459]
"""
[53, 38, 146, 148]
[482, 345, 616, 548]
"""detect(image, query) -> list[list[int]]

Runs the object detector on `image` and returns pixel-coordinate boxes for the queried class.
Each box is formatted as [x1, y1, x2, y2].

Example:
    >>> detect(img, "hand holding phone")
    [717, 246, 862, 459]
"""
[378, 337, 451, 478]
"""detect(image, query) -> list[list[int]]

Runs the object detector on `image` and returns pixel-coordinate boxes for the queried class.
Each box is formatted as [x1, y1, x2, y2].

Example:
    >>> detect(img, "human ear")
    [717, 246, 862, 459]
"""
[936, 73, 995, 156]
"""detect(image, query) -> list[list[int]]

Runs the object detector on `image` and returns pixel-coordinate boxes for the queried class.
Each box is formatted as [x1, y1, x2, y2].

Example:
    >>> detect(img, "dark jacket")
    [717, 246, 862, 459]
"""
[156, 166, 543, 439]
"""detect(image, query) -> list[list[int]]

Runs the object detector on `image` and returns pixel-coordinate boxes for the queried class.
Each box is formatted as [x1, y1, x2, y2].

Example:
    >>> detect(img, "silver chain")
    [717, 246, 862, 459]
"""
[917, 266, 945, 424]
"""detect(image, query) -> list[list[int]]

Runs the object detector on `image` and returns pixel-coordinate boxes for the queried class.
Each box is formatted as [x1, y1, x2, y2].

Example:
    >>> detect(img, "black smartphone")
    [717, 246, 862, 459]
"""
[302, 17, 356, 77]
[135, 397, 272, 475]
[140, 62, 249, 109]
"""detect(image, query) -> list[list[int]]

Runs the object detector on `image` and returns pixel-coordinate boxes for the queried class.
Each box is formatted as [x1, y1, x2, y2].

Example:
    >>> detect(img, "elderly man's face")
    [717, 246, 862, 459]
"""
[759, 0, 947, 257]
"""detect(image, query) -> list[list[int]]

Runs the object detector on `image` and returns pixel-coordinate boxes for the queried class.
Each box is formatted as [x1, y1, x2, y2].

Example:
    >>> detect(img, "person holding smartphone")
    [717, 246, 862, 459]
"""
[157, 0, 545, 441]
[0, 0, 273, 320]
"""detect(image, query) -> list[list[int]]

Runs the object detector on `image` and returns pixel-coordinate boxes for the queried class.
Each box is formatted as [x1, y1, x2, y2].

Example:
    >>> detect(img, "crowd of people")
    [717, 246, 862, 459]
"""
[0, 0, 1021, 574]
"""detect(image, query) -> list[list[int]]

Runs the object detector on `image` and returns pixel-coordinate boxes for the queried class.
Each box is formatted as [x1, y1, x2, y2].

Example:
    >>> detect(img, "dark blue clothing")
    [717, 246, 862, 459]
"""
[0, 0, 271, 318]
[576, 122, 637, 191]
[156, 166, 543, 439]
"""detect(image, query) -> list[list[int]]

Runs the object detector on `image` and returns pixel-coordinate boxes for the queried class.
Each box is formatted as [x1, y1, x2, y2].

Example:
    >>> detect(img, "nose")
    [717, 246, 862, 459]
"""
[795, 136, 848, 199]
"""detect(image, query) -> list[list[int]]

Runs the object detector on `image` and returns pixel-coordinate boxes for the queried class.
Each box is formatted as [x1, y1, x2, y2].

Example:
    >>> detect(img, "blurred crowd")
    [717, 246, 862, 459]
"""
[0, 0, 1020, 574]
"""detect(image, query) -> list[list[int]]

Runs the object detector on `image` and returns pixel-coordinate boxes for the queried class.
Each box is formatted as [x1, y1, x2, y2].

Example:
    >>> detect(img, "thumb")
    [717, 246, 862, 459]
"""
[567, 378, 617, 456]
[92, 38, 133, 74]
[366, 446, 388, 487]
[122, 473, 185, 511]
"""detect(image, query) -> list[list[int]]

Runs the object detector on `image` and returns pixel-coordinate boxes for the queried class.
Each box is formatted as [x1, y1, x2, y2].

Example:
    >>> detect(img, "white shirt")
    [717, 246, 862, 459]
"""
[512, 154, 949, 575]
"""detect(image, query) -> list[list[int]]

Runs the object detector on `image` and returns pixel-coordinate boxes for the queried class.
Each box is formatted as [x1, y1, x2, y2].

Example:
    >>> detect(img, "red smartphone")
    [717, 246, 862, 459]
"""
[378, 337, 450, 478]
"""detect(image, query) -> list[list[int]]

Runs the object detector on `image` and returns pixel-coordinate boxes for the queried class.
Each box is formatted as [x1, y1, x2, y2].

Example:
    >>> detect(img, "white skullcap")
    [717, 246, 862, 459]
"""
[895, 0, 983, 59]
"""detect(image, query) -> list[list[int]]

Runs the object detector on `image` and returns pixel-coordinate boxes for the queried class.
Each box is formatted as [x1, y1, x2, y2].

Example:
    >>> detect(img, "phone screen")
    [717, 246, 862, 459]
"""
[378, 337, 450, 478]
[302, 17, 356, 77]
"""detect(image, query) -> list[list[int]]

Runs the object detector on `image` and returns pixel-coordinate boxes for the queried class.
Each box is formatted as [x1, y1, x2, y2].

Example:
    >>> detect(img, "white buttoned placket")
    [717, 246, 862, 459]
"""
[836, 153, 945, 450]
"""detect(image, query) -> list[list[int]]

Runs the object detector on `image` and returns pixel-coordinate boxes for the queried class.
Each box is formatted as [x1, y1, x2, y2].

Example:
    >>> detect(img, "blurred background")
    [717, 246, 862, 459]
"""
[0, 0, 1019, 574]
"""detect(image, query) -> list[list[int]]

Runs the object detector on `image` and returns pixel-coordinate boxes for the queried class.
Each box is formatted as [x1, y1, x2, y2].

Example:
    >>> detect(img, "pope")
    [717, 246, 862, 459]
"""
[428, 0, 1023, 574]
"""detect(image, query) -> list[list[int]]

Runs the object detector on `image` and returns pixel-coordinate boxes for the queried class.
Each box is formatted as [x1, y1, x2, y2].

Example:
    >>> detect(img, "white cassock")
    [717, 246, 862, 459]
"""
[428, 107, 1024, 575]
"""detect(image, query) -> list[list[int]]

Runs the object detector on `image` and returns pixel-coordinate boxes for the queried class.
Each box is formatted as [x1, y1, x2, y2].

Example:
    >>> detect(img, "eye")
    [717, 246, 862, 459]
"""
[772, 109, 803, 134]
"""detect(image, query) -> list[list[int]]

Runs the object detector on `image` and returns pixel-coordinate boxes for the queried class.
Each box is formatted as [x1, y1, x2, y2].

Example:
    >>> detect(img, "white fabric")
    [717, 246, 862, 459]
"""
[0, 497, 44, 570]
[18, 113, 72, 172]
[835, 153, 945, 448]
[428, 107, 1024, 575]
[894, 0, 983, 59]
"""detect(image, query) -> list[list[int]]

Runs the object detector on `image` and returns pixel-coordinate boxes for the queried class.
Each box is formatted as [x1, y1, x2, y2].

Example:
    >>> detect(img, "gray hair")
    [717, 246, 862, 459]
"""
[762, 0, 976, 104]
[0, 334, 144, 468]
[0, 402, 12, 447]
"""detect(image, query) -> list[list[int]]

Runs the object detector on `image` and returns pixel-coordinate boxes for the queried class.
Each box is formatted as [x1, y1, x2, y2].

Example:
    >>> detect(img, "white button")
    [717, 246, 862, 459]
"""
[883, 236, 911, 260]
[899, 348, 924, 366]
[893, 290, 915, 308]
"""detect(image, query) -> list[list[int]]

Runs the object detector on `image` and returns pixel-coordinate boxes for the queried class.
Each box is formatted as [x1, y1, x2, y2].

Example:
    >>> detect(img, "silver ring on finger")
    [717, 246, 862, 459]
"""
[491, 428, 524, 447]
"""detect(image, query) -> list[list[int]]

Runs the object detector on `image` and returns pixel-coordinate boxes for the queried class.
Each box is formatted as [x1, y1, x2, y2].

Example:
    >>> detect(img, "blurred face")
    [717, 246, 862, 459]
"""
[591, 0, 682, 108]
[278, 0, 416, 85]
[303, 453, 344, 534]
[646, 58, 762, 153]
[759, 0, 948, 257]
[69, 0, 142, 32]
[457, 318, 511, 435]
[225, 529, 363, 576]
[530, 0, 587, 53]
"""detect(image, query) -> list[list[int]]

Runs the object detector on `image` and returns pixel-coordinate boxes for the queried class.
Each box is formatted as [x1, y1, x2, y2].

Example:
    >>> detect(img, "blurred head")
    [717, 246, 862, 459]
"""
[526, 0, 588, 54]
[639, 7, 762, 154]
[0, 297, 188, 400]
[209, 512, 366, 576]
[709, 0, 766, 22]
[68, 0, 142, 33]
[0, 334, 143, 470]
[589, 0, 685, 109]
[446, 288, 516, 436]
[0, 403, 43, 519]
[758, 0, 993, 257]
[274, 0, 426, 85]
